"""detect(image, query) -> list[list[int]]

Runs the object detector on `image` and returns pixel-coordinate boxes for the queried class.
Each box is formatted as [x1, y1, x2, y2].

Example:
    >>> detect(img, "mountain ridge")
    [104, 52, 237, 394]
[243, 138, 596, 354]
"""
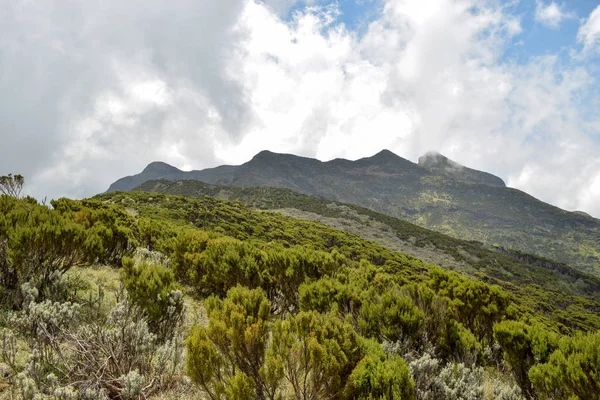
[107, 150, 500, 193]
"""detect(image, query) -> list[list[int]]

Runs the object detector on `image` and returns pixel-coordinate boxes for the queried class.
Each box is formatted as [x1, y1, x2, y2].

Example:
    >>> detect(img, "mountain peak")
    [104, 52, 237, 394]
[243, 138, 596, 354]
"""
[253, 150, 276, 159]
[362, 149, 412, 165]
[374, 149, 395, 157]
[418, 152, 505, 187]
[142, 161, 181, 174]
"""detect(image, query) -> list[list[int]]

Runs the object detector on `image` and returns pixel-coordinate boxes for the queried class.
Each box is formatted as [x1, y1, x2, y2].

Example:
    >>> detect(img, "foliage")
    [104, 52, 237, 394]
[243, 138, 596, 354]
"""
[172, 233, 345, 313]
[268, 310, 365, 399]
[0, 197, 99, 306]
[528, 330, 600, 399]
[429, 268, 509, 343]
[133, 180, 600, 332]
[3, 185, 600, 400]
[0, 196, 137, 307]
[121, 250, 184, 341]
[493, 321, 558, 399]
[348, 352, 415, 400]
[51, 198, 137, 266]
[358, 288, 424, 343]
[408, 352, 523, 400]
[187, 286, 415, 400]
[186, 286, 274, 399]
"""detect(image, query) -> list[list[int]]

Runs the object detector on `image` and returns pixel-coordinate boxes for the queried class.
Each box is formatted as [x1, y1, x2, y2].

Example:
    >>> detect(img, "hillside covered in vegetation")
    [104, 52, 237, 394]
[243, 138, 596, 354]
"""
[1, 181, 600, 399]
[136, 178, 600, 326]
[107, 150, 600, 276]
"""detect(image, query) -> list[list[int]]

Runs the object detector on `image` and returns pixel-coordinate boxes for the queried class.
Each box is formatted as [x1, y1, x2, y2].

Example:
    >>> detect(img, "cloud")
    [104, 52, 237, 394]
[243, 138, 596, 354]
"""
[535, 1, 574, 29]
[261, 0, 319, 16]
[1, 0, 600, 218]
[578, 5, 600, 51]
[1, 0, 250, 198]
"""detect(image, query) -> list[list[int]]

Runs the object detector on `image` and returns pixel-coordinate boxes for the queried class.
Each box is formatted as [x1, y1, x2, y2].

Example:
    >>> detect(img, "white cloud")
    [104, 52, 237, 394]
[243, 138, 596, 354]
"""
[535, 1, 573, 29]
[261, 0, 319, 16]
[1, 0, 600, 218]
[578, 5, 600, 51]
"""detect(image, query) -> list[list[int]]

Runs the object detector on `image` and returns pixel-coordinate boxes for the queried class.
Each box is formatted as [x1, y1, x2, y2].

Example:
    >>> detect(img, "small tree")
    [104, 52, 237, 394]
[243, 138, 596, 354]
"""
[529, 330, 600, 399]
[0, 174, 24, 198]
[121, 253, 184, 342]
[494, 321, 557, 399]
[267, 310, 364, 400]
[186, 286, 276, 400]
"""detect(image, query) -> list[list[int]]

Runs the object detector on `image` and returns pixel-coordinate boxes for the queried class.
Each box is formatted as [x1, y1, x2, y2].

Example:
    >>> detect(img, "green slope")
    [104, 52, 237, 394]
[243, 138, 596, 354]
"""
[6, 190, 599, 399]
[107, 149, 600, 276]
[128, 181, 600, 332]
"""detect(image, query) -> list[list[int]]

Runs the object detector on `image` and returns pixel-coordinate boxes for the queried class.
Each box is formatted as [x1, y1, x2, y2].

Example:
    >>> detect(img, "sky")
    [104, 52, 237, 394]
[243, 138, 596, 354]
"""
[2, 0, 600, 217]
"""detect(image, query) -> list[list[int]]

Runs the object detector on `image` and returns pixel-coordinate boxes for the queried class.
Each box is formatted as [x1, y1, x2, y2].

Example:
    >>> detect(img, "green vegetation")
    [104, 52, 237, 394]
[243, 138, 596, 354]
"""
[109, 149, 600, 275]
[135, 180, 600, 332]
[1, 179, 600, 399]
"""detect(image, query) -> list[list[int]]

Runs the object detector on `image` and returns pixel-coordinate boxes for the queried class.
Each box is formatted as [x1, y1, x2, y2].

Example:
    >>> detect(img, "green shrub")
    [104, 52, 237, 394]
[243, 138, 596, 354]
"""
[0, 198, 102, 307]
[429, 268, 509, 344]
[529, 330, 600, 399]
[51, 198, 137, 266]
[121, 252, 183, 341]
[494, 321, 557, 399]
[268, 310, 364, 399]
[187, 286, 273, 399]
[349, 353, 415, 400]
[359, 288, 424, 343]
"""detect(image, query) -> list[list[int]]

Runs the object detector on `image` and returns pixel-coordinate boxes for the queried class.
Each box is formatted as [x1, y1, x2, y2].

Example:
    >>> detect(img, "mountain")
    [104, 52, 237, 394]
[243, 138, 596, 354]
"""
[107, 161, 238, 192]
[107, 149, 600, 275]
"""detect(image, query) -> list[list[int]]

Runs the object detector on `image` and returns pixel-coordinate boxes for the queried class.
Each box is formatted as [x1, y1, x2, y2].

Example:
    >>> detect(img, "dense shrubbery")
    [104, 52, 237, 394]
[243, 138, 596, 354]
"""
[0, 196, 137, 308]
[2, 189, 600, 400]
[529, 330, 600, 399]
[186, 286, 415, 400]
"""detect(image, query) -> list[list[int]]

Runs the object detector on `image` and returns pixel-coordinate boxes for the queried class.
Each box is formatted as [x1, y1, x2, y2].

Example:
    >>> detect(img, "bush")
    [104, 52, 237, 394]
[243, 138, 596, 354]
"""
[2, 278, 185, 399]
[187, 286, 410, 400]
[0, 197, 139, 309]
[268, 310, 365, 399]
[0, 198, 101, 306]
[187, 286, 273, 399]
[529, 330, 600, 399]
[408, 353, 489, 400]
[51, 198, 137, 266]
[358, 288, 424, 343]
[348, 353, 415, 400]
[493, 321, 557, 399]
[121, 250, 184, 341]
[429, 268, 509, 343]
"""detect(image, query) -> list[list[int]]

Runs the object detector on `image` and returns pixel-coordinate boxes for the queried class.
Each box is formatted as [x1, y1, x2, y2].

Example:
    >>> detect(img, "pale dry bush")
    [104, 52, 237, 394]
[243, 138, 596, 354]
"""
[1, 273, 186, 400]
[408, 352, 523, 400]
